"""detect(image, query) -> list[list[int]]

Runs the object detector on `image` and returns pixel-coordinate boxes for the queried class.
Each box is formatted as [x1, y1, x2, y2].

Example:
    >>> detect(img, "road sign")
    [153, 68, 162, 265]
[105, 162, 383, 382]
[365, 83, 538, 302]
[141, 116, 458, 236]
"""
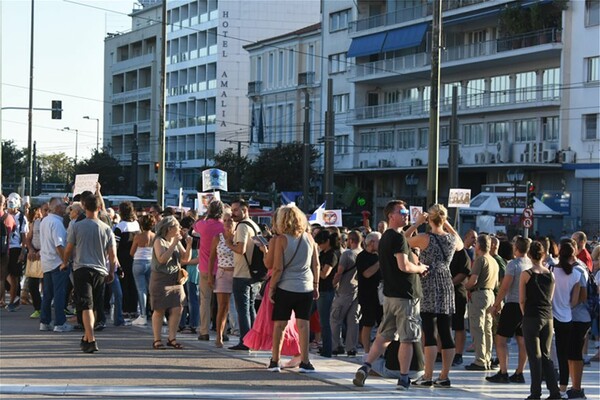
[523, 208, 533, 219]
[523, 217, 533, 228]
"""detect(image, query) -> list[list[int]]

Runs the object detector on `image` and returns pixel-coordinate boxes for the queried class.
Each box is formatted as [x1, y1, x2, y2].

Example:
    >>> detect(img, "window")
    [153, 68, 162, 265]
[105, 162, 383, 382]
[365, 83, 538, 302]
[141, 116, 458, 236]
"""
[586, 0, 600, 26]
[268, 53, 274, 84]
[418, 128, 428, 149]
[397, 129, 415, 149]
[329, 9, 350, 32]
[360, 131, 376, 152]
[514, 119, 538, 142]
[490, 75, 510, 105]
[278, 51, 284, 83]
[440, 125, 449, 147]
[584, 114, 598, 139]
[542, 116, 559, 141]
[543, 68, 560, 99]
[286, 104, 294, 142]
[442, 83, 459, 107]
[256, 56, 262, 81]
[378, 130, 394, 150]
[329, 52, 347, 74]
[488, 122, 508, 143]
[516, 71, 537, 102]
[466, 79, 485, 108]
[462, 123, 484, 146]
[288, 49, 295, 81]
[385, 89, 400, 104]
[335, 135, 349, 154]
[586, 56, 599, 82]
[333, 94, 350, 113]
[307, 44, 315, 72]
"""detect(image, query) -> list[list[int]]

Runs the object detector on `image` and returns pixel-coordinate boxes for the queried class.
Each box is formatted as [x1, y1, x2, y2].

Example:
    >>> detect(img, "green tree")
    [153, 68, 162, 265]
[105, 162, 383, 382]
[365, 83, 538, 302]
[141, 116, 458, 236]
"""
[247, 142, 320, 192]
[38, 153, 73, 184]
[75, 149, 128, 194]
[1, 140, 27, 186]
[205, 148, 251, 192]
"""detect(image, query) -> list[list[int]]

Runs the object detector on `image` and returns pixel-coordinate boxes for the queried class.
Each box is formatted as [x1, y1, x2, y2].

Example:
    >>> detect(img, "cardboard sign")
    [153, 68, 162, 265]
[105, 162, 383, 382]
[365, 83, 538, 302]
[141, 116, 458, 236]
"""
[202, 169, 228, 192]
[73, 174, 99, 196]
[448, 188, 471, 208]
[197, 191, 221, 215]
[321, 209, 343, 227]
[409, 206, 423, 224]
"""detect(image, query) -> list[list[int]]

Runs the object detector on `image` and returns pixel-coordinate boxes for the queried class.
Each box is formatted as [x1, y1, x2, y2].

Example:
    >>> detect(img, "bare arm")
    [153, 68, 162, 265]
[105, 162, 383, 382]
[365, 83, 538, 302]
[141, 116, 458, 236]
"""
[153, 238, 180, 265]
[61, 243, 74, 270]
[362, 260, 380, 278]
[453, 272, 468, 286]
[129, 234, 140, 257]
[570, 283, 581, 308]
[208, 236, 219, 276]
[444, 221, 464, 251]
[519, 271, 529, 315]
[396, 252, 427, 274]
[180, 237, 193, 264]
[310, 236, 320, 300]
[464, 273, 478, 291]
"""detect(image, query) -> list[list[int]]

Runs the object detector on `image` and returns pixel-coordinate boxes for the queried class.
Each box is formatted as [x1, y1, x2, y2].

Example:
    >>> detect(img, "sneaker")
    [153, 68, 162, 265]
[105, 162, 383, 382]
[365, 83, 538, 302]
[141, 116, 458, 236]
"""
[298, 361, 315, 373]
[452, 354, 463, 366]
[114, 320, 132, 327]
[53, 323, 74, 332]
[486, 372, 510, 383]
[509, 372, 526, 383]
[64, 308, 76, 317]
[465, 363, 487, 371]
[347, 350, 357, 357]
[39, 322, 54, 331]
[332, 346, 345, 356]
[566, 388, 586, 399]
[353, 365, 370, 387]
[228, 343, 249, 351]
[396, 377, 411, 391]
[198, 334, 210, 341]
[491, 357, 500, 368]
[267, 358, 281, 372]
[412, 376, 433, 387]
[94, 321, 106, 331]
[546, 393, 568, 400]
[30, 310, 41, 319]
[409, 370, 425, 381]
[433, 378, 451, 388]
[309, 340, 320, 350]
[132, 316, 147, 326]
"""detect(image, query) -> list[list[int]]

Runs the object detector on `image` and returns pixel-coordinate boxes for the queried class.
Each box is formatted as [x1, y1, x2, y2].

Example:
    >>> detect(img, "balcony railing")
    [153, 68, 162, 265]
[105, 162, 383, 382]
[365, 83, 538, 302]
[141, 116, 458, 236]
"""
[353, 29, 561, 80]
[298, 72, 316, 87]
[248, 81, 262, 96]
[350, 84, 561, 123]
[349, 0, 491, 32]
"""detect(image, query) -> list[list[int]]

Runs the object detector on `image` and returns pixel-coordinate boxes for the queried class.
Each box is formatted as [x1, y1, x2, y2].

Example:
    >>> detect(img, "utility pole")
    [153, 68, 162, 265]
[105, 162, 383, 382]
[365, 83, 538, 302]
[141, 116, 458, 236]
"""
[324, 79, 334, 209]
[302, 90, 310, 212]
[157, 0, 167, 207]
[26, 0, 35, 196]
[427, 0, 442, 207]
[449, 85, 459, 224]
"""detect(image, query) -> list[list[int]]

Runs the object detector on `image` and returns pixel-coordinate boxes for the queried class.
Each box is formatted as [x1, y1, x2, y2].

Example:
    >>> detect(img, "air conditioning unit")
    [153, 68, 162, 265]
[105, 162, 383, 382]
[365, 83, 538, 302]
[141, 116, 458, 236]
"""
[474, 152, 486, 164]
[560, 150, 576, 163]
[359, 160, 370, 168]
[542, 149, 557, 163]
[410, 158, 423, 167]
[496, 141, 511, 163]
[486, 152, 496, 164]
[378, 159, 393, 168]
[531, 142, 543, 163]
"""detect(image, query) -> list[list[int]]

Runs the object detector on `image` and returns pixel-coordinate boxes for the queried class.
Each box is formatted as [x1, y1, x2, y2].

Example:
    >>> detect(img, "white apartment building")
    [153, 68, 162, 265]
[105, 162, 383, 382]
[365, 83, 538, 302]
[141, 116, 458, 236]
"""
[105, 0, 320, 193]
[319, 0, 599, 234]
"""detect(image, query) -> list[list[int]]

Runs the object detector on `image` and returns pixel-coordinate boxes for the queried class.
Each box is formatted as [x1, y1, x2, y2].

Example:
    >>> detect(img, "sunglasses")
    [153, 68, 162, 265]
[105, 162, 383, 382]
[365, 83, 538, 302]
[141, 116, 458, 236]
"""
[396, 209, 410, 215]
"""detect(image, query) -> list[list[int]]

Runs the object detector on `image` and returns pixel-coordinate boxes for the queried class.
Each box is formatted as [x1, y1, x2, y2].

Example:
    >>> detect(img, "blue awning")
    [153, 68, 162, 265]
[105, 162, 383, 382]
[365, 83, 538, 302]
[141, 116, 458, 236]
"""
[347, 32, 387, 58]
[381, 22, 428, 52]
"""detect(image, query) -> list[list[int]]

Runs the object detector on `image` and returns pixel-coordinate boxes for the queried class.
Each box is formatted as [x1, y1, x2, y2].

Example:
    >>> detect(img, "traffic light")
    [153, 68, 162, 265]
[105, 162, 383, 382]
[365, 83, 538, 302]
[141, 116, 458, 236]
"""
[154, 162, 160, 173]
[526, 181, 535, 208]
[51, 100, 62, 119]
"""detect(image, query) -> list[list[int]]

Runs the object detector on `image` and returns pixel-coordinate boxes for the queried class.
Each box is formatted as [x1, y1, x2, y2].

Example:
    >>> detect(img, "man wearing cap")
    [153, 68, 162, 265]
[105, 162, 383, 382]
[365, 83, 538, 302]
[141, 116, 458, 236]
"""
[5, 193, 29, 312]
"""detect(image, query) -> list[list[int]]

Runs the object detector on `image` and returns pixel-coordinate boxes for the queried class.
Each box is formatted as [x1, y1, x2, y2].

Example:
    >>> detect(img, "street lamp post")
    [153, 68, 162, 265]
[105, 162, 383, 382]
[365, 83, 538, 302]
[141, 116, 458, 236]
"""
[61, 127, 79, 166]
[83, 116, 100, 152]
[506, 169, 524, 234]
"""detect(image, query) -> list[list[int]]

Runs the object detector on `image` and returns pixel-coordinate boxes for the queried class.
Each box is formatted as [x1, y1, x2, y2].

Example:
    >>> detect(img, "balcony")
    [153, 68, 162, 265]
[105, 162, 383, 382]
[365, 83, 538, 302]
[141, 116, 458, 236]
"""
[352, 29, 561, 82]
[349, 0, 492, 33]
[297, 72, 317, 88]
[248, 81, 262, 97]
[348, 84, 561, 124]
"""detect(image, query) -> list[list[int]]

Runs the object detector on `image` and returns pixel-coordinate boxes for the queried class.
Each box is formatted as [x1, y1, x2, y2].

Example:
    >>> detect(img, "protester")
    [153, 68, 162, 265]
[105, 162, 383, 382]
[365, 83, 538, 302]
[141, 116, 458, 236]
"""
[356, 231, 382, 353]
[5, 193, 28, 311]
[179, 216, 200, 334]
[113, 201, 140, 318]
[24, 204, 48, 318]
[129, 214, 156, 326]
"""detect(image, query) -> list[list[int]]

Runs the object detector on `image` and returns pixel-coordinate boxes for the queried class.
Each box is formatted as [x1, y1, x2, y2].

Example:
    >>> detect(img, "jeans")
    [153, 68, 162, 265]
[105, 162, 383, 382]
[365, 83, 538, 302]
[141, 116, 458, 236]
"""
[40, 266, 70, 326]
[232, 277, 257, 344]
[112, 274, 125, 326]
[180, 279, 199, 328]
[132, 259, 151, 317]
[317, 289, 335, 357]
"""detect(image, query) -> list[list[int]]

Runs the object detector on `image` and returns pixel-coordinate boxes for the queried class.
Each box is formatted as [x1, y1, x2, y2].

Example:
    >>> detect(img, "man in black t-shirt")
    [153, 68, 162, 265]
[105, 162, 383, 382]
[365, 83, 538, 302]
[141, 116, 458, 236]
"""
[353, 200, 428, 391]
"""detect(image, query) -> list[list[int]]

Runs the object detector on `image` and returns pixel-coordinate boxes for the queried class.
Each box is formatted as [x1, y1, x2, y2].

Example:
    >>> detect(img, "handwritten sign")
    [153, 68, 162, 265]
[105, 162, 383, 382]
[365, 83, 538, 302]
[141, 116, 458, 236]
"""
[73, 174, 99, 196]
[202, 169, 228, 192]
[448, 188, 472, 208]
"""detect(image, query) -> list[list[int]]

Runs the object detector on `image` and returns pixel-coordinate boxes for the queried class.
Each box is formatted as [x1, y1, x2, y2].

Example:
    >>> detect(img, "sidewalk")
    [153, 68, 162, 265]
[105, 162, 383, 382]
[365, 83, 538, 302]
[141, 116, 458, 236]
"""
[1, 305, 599, 399]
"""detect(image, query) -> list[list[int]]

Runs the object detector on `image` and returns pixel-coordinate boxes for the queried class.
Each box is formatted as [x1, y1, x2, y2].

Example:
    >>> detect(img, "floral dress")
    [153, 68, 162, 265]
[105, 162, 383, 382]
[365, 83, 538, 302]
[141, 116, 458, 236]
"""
[419, 233, 457, 314]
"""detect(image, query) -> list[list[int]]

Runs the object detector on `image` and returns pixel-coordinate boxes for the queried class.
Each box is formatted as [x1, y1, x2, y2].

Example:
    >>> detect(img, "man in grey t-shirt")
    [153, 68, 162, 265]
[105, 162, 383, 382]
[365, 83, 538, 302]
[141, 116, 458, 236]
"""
[330, 230, 363, 356]
[63, 195, 117, 353]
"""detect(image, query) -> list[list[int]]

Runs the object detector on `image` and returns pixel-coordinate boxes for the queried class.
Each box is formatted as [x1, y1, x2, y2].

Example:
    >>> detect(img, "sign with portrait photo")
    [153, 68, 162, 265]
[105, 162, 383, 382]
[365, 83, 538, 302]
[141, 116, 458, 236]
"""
[448, 188, 472, 208]
[197, 191, 221, 215]
[409, 206, 423, 224]
[202, 169, 228, 192]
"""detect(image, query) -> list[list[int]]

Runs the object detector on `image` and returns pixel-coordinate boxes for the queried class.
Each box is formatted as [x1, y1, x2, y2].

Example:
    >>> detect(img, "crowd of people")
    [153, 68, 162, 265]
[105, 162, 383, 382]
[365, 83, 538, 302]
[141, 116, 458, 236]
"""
[1, 191, 599, 398]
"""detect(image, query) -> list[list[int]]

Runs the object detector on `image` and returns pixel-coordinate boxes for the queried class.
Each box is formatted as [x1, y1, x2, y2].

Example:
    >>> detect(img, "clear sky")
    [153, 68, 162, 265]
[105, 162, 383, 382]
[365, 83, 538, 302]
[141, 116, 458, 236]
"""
[1, 0, 134, 161]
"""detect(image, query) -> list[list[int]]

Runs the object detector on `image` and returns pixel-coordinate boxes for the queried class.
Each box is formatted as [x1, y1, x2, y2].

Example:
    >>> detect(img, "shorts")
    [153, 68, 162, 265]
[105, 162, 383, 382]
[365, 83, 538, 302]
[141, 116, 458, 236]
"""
[359, 297, 383, 327]
[496, 302, 523, 338]
[452, 291, 467, 331]
[272, 287, 313, 321]
[7, 248, 24, 277]
[73, 268, 106, 311]
[378, 297, 421, 343]
[568, 321, 591, 361]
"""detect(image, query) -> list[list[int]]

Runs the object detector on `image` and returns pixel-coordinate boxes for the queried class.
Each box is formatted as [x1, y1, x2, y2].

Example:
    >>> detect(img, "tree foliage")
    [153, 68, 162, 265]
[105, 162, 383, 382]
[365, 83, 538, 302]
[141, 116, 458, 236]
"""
[38, 153, 73, 184]
[1, 140, 27, 185]
[75, 149, 128, 194]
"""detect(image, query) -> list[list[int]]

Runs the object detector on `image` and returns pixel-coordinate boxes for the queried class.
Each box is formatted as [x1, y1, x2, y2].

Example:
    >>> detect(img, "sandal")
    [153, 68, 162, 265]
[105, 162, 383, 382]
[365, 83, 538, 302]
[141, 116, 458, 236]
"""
[153, 340, 166, 350]
[167, 338, 184, 349]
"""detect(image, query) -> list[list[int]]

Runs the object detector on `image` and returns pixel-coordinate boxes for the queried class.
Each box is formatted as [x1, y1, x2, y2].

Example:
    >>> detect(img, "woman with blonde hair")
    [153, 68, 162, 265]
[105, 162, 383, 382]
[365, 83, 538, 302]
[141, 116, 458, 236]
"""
[406, 203, 463, 387]
[267, 205, 320, 373]
[150, 216, 192, 349]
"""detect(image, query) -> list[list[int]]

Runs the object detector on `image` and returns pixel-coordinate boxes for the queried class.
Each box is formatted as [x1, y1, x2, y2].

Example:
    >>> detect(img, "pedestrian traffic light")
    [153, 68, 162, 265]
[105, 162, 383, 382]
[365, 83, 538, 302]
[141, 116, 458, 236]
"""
[51, 100, 62, 119]
[526, 181, 535, 208]
[154, 162, 160, 173]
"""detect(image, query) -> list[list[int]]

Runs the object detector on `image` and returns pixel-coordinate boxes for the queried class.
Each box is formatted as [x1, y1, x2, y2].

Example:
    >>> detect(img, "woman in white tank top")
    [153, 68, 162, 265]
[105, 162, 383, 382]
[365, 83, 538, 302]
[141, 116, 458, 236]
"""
[129, 215, 155, 326]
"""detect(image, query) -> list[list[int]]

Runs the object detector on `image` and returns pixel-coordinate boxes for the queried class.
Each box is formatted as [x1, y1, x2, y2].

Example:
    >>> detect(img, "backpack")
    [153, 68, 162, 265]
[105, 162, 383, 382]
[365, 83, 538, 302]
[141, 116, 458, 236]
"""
[586, 270, 599, 320]
[237, 220, 267, 283]
[0, 213, 8, 254]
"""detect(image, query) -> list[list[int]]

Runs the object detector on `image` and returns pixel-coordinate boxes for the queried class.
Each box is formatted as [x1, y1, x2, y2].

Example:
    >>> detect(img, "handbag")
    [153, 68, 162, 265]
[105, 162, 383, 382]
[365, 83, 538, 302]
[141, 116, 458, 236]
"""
[177, 268, 189, 285]
[25, 259, 43, 279]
